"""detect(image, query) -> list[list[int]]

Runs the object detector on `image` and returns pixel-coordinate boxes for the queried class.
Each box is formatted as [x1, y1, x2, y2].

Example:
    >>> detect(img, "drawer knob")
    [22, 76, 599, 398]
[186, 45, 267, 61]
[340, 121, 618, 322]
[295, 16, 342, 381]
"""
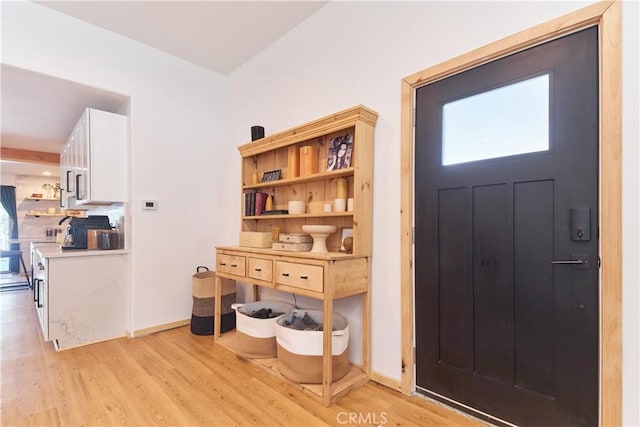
[254, 268, 262, 272]
[231, 264, 238, 268]
[220, 262, 227, 266]
[282, 273, 290, 277]
[300, 275, 308, 280]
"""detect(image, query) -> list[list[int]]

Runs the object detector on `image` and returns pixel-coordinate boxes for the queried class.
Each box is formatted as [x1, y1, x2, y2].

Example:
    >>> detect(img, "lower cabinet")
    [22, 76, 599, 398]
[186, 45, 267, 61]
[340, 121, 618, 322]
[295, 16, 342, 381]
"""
[275, 261, 324, 293]
[247, 257, 273, 281]
[33, 249, 128, 350]
[214, 246, 370, 406]
[33, 276, 49, 340]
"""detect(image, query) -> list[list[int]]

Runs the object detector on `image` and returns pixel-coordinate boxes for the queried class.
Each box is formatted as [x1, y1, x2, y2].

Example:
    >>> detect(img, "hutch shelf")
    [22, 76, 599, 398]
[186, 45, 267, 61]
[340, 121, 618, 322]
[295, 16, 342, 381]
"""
[214, 105, 377, 406]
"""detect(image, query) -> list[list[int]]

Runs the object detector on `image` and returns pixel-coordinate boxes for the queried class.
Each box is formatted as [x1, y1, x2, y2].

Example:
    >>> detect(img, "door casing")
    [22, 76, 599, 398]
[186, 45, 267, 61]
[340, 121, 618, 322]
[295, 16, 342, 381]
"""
[399, 1, 622, 425]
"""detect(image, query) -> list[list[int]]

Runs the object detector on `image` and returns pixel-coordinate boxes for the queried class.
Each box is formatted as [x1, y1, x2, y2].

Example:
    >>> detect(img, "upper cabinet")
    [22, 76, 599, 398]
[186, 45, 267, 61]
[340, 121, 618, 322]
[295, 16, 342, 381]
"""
[60, 108, 127, 208]
[239, 105, 377, 255]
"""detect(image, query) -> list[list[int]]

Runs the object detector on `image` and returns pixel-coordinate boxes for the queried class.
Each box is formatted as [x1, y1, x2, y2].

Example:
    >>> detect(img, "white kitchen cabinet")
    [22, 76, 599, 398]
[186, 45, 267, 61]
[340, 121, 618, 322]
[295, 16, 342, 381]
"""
[32, 272, 49, 340]
[32, 244, 128, 350]
[60, 117, 80, 209]
[60, 108, 127, 208]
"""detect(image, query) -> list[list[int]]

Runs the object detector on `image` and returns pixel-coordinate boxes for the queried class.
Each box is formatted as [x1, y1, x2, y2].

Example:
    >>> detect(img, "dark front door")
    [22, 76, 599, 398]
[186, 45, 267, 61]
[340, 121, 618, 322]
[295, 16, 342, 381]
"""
[414, 27, 599, 426]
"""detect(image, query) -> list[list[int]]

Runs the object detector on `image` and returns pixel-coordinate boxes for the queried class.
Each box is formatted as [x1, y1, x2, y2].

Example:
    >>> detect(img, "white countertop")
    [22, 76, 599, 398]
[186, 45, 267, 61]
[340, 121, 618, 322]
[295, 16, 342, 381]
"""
[33, 243, 129, 259]
[11, 238, 56, 244]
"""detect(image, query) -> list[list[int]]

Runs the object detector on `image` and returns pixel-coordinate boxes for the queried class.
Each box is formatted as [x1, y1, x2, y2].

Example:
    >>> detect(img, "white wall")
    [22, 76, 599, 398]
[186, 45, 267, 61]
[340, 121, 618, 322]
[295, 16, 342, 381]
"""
[0, 173, 16, 187]
[621, 1, 640, 425]
[1, 2, 229, 332]
[227, 1, 639, 424]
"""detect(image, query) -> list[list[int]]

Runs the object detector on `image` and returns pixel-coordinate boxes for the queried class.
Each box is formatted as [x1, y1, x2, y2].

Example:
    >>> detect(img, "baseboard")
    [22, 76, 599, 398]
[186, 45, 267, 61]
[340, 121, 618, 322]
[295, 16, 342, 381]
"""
[131, 319, 190, 337]
[416, 387, 515, 427]
[53, 334, 126, 351]
[370, 371, 402, 392]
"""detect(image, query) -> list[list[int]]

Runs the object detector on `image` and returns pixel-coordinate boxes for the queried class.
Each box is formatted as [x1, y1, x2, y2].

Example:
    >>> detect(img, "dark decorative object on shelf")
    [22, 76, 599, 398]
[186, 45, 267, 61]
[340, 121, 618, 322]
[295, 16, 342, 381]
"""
[251, 125, 265, 141]
[262, 210, 289, 215]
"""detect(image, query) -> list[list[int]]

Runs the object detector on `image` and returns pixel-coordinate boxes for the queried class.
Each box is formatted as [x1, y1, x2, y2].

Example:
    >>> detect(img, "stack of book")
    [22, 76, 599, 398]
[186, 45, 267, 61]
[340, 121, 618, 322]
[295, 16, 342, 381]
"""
[244, 191, 269, 216]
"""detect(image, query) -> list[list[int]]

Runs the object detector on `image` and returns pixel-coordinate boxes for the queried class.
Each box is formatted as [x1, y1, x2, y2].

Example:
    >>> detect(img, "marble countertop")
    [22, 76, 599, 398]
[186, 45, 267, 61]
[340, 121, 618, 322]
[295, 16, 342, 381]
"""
[33, 243, 129, 259]
[10, 238, 56, 244]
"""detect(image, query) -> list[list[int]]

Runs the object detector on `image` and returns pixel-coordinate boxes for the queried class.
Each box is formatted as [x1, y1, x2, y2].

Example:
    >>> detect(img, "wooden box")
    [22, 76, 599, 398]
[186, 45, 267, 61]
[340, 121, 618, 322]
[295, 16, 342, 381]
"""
[239, 232, 273, 248]
[279, 233, 313, 244]
[272, 241, 313, 252]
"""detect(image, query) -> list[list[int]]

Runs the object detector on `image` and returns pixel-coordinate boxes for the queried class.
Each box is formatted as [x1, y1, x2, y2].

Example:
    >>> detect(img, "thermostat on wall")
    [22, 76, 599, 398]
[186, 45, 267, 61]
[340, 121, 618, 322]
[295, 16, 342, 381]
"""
[142, 200, 158, 210]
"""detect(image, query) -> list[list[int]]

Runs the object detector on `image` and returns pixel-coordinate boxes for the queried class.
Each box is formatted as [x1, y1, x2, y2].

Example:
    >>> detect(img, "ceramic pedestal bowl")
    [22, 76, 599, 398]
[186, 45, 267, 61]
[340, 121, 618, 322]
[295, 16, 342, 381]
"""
[301, 225, 338, 253]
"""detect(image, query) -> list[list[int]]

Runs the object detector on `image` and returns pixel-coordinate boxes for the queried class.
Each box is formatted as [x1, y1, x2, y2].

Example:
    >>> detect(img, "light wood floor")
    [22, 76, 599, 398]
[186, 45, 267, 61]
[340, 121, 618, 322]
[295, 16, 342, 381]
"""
[1, 290, 484, 426]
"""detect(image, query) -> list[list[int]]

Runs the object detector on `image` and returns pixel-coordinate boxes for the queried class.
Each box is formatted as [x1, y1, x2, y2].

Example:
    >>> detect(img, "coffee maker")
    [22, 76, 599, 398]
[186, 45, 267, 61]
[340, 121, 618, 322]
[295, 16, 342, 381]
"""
[62, 215, 112, 250]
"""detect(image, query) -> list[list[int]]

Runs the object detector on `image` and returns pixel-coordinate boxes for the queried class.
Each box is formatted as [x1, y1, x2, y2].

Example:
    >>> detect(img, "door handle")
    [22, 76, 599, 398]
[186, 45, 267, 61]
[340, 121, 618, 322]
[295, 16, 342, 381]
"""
[66, 170, 73, 191]
[36, 279, 42, 308]
[76, 174, 82, 200]
[550, 254, 590, 269]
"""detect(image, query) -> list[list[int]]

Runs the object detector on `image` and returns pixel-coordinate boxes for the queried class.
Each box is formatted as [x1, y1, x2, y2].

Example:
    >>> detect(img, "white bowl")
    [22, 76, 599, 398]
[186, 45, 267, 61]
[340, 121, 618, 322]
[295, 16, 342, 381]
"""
[301, 225, 338, 252]
[288, 200, 305, 215]
[301, 225, 338, 234]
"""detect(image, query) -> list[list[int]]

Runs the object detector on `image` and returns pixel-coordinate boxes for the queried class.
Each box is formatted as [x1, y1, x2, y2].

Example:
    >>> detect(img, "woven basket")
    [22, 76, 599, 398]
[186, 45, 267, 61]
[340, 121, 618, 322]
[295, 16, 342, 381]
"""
[191, 266, 235, 335]
[232, 301, 293, 358]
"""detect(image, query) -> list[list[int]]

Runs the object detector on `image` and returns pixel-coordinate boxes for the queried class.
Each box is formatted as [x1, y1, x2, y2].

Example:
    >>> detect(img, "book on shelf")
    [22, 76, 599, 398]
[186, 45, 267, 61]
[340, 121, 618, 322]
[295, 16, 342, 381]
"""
[255, 192, 268, 216]
[244, 191, 254, 216]
[244, 191, 270, 216]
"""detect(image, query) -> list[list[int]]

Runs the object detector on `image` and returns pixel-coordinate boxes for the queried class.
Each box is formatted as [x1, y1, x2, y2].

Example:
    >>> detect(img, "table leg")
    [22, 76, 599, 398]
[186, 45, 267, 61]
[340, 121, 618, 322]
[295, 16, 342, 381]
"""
[322, 295, 334, 406]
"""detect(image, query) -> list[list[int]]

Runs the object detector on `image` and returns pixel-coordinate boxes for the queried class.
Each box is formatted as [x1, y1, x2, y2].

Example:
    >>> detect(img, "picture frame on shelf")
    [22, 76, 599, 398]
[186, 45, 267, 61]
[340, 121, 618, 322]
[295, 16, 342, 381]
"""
[340, 227, 353, 252]
[326, 134, 353, 171]
[261, 169, 282, 182]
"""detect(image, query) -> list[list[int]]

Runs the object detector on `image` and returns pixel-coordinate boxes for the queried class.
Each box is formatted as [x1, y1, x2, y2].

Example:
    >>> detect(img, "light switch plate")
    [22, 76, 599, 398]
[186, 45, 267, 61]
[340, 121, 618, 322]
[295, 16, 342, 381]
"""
[142, 200, 158, 210]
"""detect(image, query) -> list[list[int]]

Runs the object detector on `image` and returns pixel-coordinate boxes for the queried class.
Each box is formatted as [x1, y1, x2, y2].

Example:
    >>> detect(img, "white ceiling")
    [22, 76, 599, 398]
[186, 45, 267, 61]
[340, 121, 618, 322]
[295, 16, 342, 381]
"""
[1, 63, 130, 177]
[1, 64, 129, 154]
[37, 1, 328, 75]
[1, 0, 328, 177]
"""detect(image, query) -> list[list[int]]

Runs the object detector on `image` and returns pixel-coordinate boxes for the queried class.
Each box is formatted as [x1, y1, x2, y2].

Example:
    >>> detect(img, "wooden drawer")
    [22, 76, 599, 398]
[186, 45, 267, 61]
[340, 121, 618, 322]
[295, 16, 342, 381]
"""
[217, 253, 246, 277]
[275, 261, 323, 293]
[248, 257, 273, 282]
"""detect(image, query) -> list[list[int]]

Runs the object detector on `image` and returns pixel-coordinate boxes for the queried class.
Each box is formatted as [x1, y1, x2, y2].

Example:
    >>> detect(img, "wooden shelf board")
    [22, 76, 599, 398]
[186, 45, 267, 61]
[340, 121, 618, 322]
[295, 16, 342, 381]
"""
[216, 246, 363, 260]
[25, 197, 59, 201]
[243, 212, 353, 220]
[26, 213, 65, 217]
[215, 330, 368, 405]
[243, 168, 354, 190]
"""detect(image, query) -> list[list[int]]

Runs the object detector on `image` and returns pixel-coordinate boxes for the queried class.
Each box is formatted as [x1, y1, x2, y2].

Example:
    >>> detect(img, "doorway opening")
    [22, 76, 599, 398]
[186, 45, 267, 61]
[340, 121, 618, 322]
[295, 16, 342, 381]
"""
[0, 207, 10, 272]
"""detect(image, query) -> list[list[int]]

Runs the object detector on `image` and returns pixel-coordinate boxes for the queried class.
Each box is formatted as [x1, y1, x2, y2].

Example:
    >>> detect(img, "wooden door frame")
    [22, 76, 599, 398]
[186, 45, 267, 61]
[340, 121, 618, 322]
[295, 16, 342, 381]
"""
[400, 1, 622, 425]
